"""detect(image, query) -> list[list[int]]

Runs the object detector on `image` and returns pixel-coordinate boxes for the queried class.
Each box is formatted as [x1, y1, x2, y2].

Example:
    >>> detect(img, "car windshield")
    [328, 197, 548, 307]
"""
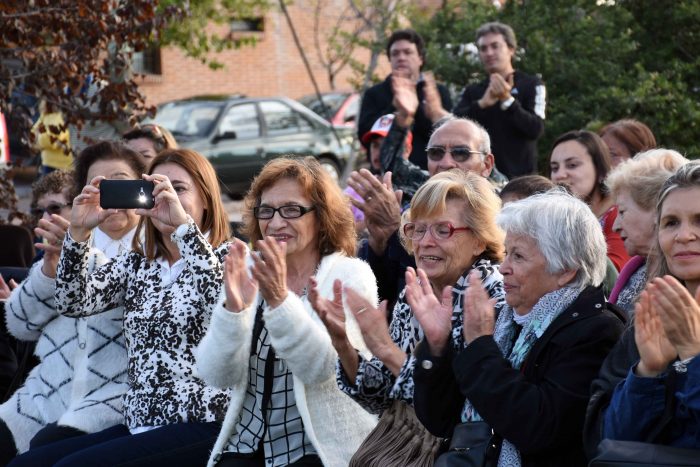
[298, 93, 348, 120]
[152, 101, 225, 138]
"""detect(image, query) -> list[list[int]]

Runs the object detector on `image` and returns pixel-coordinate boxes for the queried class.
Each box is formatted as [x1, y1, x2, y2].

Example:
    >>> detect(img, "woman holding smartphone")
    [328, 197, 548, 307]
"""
[10, 149, 230, 466]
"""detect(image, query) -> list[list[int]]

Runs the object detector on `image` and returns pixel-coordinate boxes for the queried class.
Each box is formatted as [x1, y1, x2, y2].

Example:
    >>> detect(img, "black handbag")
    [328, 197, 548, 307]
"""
[590, 439, 700, 466]
[434, 421, 502, 467]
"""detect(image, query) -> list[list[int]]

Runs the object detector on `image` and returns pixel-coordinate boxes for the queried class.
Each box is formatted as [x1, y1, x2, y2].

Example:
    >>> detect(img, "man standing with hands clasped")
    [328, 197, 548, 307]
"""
[357, 29, 452, 171]
[454, 22, 546, 179]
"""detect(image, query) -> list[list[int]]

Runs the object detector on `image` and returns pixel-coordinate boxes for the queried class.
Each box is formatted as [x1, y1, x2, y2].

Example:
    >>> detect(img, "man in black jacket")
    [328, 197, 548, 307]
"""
[357, 29, 452, 171]
[453, 22, 546, 179]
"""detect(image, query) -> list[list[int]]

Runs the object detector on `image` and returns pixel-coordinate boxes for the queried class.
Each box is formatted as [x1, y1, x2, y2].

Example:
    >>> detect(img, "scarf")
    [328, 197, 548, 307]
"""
[460, 285, 581, 467]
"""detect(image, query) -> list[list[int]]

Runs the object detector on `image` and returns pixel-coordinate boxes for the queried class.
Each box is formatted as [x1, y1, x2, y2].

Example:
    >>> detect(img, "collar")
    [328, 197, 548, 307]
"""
[92, 226, 137, 260]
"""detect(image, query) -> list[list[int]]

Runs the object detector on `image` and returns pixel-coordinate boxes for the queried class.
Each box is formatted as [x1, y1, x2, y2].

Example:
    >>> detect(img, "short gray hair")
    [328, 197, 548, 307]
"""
[430, 116, 491, 160]
[497, 189, 607, 290]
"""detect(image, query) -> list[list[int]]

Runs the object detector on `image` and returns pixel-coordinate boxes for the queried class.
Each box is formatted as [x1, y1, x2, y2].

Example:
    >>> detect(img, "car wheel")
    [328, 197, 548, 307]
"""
[318, 157, 340, 185]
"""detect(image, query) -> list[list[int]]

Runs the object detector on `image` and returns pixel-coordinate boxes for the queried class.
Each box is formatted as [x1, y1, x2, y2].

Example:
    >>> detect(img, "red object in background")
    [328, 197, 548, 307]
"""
[0, 112, 9, 165]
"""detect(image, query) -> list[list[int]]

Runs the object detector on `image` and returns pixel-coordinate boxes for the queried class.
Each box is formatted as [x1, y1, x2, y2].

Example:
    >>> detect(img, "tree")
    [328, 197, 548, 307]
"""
[412, 0, 700, 171]
[0, 0, 270, 154]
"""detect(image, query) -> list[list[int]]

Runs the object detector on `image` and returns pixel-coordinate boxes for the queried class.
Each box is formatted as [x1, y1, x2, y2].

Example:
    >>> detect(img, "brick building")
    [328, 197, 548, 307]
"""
[138, 1, 393, 106]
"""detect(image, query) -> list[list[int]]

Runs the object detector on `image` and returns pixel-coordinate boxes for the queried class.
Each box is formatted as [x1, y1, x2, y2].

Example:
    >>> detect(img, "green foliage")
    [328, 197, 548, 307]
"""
[159, 0, 271, 70]
[411, 0, 700, 171]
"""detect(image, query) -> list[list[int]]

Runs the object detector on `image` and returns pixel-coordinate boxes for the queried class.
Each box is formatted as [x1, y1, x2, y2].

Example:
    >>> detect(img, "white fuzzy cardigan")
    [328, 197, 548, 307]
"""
[196, 252, 378, 467]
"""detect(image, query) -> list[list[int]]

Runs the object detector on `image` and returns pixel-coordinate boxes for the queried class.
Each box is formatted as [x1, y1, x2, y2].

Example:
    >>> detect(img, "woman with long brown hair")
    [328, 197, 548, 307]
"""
[10, 149, 231, 466]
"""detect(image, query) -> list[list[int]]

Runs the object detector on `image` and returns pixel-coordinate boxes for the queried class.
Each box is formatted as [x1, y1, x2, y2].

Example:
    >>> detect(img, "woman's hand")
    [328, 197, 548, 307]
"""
[222, 239, 258, 313]
[70, 176, 119, 241]
[310, 278, 361, 380]
[462, 271, 496, 344]
[250, 238, 288, 309]
[405, 267, 452, 356]
[310, 278, 348, 344]
[634, 289, 677, 377]
[649, 276, 700, 361]
[0, 274, 18, 300]
[135, 174, 188, 232]
[35, 214, 71, 278]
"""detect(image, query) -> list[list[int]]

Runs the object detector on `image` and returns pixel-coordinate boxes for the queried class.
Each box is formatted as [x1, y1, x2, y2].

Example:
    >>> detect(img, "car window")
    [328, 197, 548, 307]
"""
[219, 103, 260, 139]
[154, 102, 222, 137]
[260, 101, 304, 136]
[344, 96, 359, 122]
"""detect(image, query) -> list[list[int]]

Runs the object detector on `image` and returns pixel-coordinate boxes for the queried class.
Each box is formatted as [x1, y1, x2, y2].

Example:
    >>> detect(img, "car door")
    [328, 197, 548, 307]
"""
[206, 102, 263, 196]
[259, 100, 317, 162]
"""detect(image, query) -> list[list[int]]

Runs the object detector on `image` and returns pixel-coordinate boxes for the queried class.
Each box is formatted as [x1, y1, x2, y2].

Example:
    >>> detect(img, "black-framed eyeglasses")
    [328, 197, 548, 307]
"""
[426, 146, 483, 163]
[253, 204, 316, 220]
[30, 202, 71, 217]
[403, 221, 471, 241]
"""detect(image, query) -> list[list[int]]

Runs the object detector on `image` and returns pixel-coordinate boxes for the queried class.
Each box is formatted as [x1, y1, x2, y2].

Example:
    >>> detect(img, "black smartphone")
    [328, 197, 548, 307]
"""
[100, 180, 155, 209]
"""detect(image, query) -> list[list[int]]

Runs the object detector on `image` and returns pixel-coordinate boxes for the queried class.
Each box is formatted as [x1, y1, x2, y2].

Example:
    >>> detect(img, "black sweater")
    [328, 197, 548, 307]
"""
[453, 70, 545, 179]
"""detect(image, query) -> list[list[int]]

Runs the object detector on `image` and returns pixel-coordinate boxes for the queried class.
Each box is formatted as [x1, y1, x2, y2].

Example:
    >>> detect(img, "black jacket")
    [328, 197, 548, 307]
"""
[413, 286, 624, 467]
[453, 70, 545, 179]
[358, 75, 452, 170]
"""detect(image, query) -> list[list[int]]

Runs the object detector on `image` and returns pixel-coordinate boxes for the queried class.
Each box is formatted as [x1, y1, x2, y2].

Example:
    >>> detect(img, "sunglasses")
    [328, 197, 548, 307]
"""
[31, 202, 71, 217]
[426, 146, 483, 163]
[253, 204, 316, 220]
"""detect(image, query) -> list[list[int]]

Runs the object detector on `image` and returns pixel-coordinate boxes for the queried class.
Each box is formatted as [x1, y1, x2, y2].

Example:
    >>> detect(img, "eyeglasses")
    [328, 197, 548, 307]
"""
[426, 146, 483, 163]
[30, 202, 71, 217]
[253, 204, 315, 220]
[403, 221, 471, 241]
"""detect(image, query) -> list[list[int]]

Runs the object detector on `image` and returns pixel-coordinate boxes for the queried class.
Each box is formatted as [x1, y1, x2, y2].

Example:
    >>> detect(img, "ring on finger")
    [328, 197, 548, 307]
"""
[356, 307, 367, 314]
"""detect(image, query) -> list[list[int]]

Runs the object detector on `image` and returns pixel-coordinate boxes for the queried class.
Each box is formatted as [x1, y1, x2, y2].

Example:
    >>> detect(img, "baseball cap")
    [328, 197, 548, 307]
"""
[361, 114, 413, 154]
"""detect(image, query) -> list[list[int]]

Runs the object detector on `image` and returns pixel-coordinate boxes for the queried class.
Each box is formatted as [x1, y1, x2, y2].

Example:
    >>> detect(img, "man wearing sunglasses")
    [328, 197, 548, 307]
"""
[348, 114, 495, 304]
[453, 22, 546, 179]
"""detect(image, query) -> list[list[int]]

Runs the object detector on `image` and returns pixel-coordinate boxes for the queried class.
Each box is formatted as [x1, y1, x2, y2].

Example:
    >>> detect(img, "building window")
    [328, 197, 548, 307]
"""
[230, 17, 264, 33]
[133, 44, 162, 75]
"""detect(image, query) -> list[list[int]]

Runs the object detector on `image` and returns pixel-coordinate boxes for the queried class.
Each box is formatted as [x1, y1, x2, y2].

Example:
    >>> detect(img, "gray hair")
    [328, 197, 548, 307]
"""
[497, 189, 607, 290]
[430, 116, 491, 160]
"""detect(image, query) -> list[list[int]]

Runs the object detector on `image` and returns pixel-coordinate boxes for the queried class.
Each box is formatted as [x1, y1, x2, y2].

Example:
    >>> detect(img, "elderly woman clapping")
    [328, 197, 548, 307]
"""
[314, 169, 506, 418]
[196, 157, 378, 467]
[411, 190, 625, 467]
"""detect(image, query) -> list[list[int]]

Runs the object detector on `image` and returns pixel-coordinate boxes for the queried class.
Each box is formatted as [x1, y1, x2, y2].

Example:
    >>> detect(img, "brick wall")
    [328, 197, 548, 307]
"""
[138, 1, 393, 106]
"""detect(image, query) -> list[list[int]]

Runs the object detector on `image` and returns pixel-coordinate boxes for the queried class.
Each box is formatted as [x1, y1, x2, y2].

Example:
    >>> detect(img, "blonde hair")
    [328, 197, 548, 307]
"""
[401, 169, 504, 262]
[242, 157, 356, 257]
[607, 148, 688, 210]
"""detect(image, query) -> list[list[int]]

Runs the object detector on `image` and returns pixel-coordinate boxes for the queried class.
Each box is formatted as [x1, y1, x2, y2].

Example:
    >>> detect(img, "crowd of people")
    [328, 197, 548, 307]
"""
[0, 19, 698, 467]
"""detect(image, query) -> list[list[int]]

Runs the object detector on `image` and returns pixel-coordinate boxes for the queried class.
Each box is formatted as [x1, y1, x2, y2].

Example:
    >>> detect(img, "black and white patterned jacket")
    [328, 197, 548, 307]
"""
[55, 219, 230, 428]
[1, 247, 128, 453]
[337, 258, 505, 414]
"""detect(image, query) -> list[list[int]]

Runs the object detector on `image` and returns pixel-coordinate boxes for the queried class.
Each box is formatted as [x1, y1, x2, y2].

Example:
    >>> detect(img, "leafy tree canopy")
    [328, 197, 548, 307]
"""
[0, 0, 269, 152]
[412, 0, 700, 170]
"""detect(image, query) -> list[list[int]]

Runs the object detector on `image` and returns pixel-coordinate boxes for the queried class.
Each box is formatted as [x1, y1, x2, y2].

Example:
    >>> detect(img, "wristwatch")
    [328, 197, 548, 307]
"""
[500, 96, 515, 110]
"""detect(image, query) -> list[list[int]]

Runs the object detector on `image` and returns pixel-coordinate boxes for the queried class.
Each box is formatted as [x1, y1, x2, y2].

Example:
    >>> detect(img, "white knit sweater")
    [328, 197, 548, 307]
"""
[1, 247, 128, 453]
[196, 252, 379, 467]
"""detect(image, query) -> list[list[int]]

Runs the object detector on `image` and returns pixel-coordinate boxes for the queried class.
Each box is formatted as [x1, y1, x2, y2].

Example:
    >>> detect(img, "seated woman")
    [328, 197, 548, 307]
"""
[9, 149, 231, 466]
[196, 157, 377, 467]
[605, 149, 688, 316]
[0, 142, 145, 465]
[549, 130, 630, 271]
[315, 170, 505, 417]
[599, 161, 700, 451]
[411, 190, 625, 466]
[123, 123, 178, 166]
